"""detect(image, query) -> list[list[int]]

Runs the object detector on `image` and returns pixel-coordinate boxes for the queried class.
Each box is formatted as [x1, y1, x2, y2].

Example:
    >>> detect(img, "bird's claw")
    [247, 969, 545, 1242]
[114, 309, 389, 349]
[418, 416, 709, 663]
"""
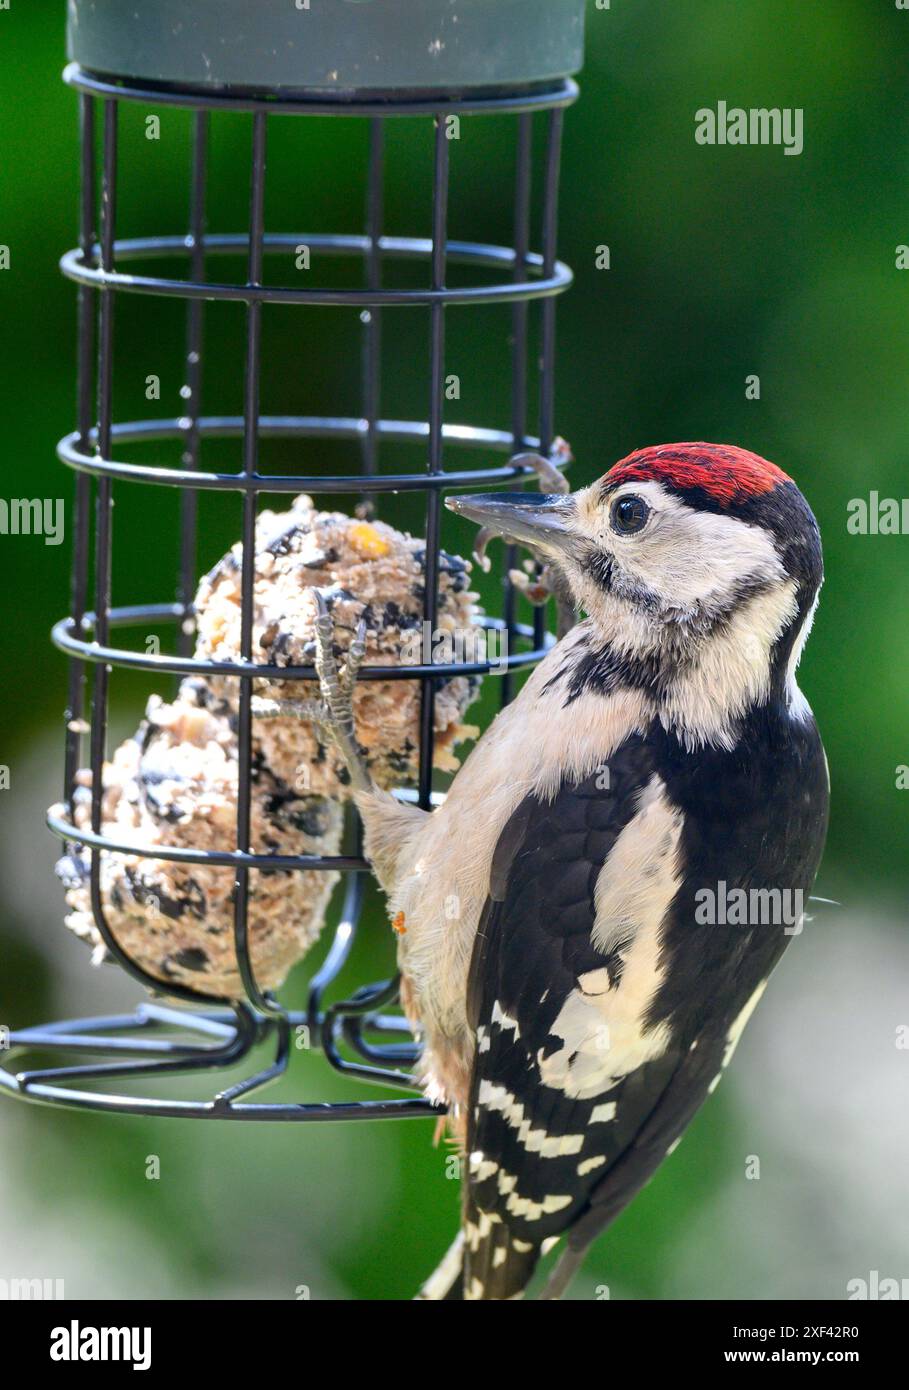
[342, 616, 369, 696]
[511, 439, 573, 496]
[311, 591, 372, 794]
[251, 592, 373, 794]
[250, 695, 326, 725]
[508, 567, 556, 608]
[471, 527, 494, 573]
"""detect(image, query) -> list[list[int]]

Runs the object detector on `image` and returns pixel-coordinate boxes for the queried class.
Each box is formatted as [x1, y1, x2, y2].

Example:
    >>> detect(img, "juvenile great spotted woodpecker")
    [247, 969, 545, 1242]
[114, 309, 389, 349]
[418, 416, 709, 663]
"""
[308, 442, 829, 1300]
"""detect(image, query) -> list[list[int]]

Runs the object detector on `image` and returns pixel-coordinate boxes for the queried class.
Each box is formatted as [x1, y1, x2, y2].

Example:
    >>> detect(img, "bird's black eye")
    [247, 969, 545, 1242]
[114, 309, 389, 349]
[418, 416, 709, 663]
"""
[610, 494, 650, 535]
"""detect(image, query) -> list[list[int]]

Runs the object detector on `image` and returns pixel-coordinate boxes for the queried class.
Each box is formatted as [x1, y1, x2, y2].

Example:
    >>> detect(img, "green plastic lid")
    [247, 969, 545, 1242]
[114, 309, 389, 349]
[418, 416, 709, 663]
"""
[67, 0, 586, 96]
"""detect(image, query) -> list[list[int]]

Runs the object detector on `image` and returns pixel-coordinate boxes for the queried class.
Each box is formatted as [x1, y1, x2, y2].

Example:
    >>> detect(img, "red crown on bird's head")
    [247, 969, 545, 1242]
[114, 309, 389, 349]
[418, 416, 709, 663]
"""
[602, 443, 792, 508]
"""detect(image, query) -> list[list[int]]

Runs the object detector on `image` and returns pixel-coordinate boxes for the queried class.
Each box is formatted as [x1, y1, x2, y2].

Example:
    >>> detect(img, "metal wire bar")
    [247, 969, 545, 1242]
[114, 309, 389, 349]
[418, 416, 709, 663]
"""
[82, 99, 175, 995]
[138, 1002, 237, 1037]
[75, 101, 235, 1012]
[60, 233, 571, 307]
[0, 998, 438, 1119]
[539, 110, 564, 457]
[306, 872, 363, 1034]
[533, 106, 566, 652]
[502, 110, 535, 708]
[511, 116, 534, 455]
[322, 979, 424, 1091]
[359, 119, 384, 509]
[234, 109, 276, 1016]
[14, 1006, 257, 1089]
[418, 114, 450, 810]
[51, 609, 552, 682]
[343, 1010, 421, 1067]
[58, 415, 562, 493]
[88, 97, 116, 839]
[177, 110, 209, 658]
[49, 813, 370, 872]
[63, 64, 579, 119]
[0, 1072, 440, 1122]
[213, 1013, 291, 1105]
[63, 93, 95, 811]
[64, 228, 561, 266]
[9, 1020, 232, 1055]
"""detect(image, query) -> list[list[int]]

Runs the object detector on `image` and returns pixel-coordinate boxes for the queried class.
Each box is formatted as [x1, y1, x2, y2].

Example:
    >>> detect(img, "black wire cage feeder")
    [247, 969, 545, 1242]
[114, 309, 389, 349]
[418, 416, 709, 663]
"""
[0, 0, 584, 1122]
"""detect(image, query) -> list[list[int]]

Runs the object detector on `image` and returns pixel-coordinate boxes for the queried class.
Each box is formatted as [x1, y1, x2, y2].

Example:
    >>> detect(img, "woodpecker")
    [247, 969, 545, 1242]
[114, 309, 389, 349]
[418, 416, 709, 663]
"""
[308, 442, 829, 1300]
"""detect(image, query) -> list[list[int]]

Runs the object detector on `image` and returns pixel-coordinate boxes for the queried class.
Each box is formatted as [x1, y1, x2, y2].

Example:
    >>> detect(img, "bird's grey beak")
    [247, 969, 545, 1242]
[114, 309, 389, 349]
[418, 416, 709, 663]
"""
[445, 492, 579, 559]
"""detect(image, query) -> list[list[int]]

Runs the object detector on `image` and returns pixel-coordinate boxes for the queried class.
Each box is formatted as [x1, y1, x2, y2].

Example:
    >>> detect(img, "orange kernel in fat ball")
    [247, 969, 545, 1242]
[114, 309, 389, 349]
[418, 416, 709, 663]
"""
[348, 522, 391, 558]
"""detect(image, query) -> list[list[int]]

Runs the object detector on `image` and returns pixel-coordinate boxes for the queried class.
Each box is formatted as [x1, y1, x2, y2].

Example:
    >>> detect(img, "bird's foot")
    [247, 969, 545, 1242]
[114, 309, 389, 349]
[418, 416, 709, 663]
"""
[505, 557, 576, 637]
[250, 696, 326, 723]
[311, 590, 372, 793]
[251, 589, 372, 794]
[508, 563, 559, 607]
[512, 438, 573, 497]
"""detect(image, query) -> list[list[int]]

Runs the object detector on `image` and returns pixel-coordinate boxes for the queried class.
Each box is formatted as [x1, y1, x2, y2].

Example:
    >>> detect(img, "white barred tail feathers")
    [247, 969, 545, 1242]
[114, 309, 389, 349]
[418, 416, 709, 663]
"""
[416, 1212, 542, 1301]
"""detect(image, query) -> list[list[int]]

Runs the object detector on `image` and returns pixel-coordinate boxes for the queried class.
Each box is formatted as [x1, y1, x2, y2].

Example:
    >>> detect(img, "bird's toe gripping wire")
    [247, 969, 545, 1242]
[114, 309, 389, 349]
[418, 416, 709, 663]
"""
[312, 590, 372, 794]
[251, 589, 373, 795]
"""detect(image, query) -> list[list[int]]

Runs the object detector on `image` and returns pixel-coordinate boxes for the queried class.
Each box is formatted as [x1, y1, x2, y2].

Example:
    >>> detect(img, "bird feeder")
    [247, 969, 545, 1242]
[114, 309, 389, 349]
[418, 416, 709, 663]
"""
[0, 0, 584, 1120]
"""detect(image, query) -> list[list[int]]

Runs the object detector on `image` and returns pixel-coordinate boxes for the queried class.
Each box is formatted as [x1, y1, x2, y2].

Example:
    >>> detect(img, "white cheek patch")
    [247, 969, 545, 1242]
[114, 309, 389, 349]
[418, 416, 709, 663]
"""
[583, 481, 786, 617]
[662, 580, 801, 750]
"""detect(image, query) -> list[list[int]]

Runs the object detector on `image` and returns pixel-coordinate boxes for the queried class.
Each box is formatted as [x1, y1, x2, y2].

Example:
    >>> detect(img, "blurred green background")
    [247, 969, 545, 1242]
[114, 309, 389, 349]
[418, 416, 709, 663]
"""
[1, 1, 908, 1301]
